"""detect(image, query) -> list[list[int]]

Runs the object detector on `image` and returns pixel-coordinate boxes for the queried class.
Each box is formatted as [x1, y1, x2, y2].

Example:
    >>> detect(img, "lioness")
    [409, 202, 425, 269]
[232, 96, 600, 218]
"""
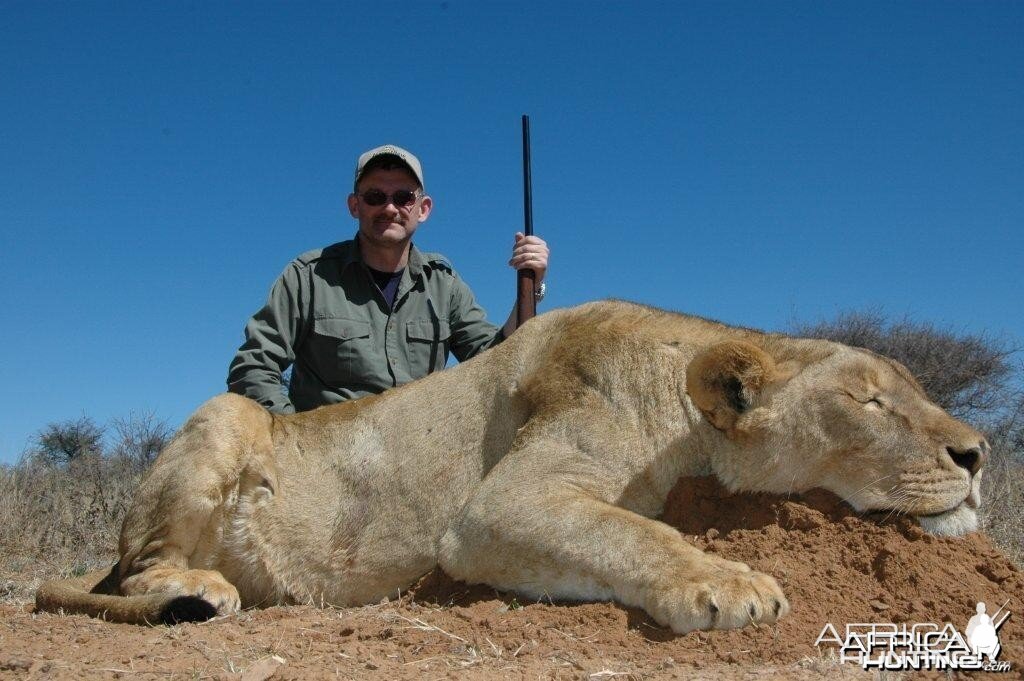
[36, 301, 987, 632]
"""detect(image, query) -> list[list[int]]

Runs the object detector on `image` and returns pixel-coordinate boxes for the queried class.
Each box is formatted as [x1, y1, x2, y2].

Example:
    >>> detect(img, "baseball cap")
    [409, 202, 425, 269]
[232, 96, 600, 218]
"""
[354, 144, 425, 190]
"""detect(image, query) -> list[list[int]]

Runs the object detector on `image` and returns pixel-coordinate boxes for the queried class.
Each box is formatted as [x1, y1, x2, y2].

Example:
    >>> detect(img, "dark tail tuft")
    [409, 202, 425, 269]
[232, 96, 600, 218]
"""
[160, 596, 217, 624]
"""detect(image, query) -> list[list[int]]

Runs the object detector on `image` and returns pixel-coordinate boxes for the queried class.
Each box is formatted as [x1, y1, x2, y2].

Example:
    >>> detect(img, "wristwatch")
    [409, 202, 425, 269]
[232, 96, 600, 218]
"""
[534, 281, 547, 302]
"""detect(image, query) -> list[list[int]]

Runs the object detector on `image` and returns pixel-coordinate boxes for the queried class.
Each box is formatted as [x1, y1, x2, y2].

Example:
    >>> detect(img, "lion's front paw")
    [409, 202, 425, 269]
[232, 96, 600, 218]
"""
[650, 567, 788, 634]
[122, 567, 241, 616]
[178, 570, 241, 615]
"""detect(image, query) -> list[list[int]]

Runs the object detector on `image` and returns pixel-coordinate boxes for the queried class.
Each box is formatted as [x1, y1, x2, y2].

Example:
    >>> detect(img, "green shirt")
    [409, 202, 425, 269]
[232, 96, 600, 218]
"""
[227, 237, 503, 413]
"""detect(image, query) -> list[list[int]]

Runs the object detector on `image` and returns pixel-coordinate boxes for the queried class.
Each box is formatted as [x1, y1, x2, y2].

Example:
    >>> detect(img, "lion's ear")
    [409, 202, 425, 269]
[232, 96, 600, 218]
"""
[685, 341, 777, 435]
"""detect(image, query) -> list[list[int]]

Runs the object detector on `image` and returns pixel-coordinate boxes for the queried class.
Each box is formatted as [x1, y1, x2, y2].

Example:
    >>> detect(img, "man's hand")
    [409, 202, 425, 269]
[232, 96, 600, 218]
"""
[509, 232, 549, 283]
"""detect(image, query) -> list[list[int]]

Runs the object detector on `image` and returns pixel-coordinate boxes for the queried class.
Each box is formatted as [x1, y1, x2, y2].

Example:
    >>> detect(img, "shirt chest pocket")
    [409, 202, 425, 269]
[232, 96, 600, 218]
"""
[406, 319, 452, 377]
[309, 318, 373, 386]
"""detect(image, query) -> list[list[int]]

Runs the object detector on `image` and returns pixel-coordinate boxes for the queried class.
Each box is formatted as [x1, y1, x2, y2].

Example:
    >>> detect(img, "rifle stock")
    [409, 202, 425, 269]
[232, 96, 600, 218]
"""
[516, 268, 536, 326]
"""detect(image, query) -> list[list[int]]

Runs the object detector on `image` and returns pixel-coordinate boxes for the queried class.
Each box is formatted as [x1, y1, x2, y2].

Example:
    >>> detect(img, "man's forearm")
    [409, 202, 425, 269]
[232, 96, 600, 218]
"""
[500, 301, 534, 337]
[226, 365, 296, 414]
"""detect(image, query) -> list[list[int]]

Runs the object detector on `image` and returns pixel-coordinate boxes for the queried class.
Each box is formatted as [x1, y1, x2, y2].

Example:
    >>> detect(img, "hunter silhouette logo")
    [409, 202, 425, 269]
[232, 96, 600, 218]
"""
[966, 601, 1010, 661]
[815, 599, 1012, 672]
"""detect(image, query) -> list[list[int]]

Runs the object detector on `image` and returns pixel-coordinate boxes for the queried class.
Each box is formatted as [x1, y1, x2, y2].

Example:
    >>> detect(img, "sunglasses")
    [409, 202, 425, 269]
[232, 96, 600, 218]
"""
[358, 189, 421, 207]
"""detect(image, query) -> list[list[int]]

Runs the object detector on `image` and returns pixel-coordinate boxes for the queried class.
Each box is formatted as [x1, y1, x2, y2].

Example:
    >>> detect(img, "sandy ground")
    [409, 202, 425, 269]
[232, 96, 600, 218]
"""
[1, 476, 1021, 680]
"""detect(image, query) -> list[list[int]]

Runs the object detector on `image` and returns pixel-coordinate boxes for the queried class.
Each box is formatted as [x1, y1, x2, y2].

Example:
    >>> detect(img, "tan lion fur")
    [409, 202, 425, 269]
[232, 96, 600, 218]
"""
[35, 301, 988, 632]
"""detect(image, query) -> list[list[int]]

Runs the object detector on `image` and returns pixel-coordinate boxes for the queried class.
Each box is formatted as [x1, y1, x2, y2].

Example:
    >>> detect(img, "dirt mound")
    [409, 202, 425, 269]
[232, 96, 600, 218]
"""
[1, 476, 1020, 679]
[657, 477, 1022, 663]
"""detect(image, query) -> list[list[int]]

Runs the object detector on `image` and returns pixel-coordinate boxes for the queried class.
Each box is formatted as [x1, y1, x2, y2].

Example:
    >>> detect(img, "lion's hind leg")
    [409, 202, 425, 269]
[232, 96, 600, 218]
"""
[114, 394, 273, 619]
[439, 436, 788, 634]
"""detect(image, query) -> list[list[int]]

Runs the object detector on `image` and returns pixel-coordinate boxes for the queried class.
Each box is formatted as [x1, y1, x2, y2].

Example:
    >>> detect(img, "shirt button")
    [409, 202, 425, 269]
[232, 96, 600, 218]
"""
[390, 358, 396, 366]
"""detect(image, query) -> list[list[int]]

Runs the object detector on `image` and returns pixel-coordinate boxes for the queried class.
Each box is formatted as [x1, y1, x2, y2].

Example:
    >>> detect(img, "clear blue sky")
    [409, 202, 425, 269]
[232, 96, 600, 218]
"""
[2, 2, 1022, 463]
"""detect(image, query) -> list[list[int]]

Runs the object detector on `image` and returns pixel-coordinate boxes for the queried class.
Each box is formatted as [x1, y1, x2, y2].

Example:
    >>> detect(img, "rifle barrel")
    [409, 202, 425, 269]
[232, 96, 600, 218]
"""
[522, 115, 533, 237]
[516, 114, 536, 326]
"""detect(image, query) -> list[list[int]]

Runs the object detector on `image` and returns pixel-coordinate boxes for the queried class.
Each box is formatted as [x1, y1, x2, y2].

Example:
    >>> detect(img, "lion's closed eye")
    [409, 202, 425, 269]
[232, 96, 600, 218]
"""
[842, 391, 886, 411]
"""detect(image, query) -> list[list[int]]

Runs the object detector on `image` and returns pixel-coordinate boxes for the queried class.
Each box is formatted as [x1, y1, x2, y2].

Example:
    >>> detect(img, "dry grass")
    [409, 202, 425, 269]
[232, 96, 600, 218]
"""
[0, 454, 137, 555]
[0, 454, 135, 602]
[980, 452, 1024, 566]
[0, 414, 169, 602]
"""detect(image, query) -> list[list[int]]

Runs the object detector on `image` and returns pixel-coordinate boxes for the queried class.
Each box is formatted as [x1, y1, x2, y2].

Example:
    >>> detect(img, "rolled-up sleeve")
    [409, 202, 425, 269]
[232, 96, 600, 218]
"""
[226, 263, 306, 413]
[447, 272, 503, 362]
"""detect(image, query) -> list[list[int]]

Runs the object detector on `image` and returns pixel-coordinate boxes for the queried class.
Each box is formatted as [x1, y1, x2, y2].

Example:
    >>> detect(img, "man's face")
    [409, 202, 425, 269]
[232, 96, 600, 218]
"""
[347, 167, 432, 250]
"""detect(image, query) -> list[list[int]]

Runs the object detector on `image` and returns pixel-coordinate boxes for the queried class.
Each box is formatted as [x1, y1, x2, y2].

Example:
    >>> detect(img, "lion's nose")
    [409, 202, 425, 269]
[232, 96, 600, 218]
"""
[946, 443, 987, 476]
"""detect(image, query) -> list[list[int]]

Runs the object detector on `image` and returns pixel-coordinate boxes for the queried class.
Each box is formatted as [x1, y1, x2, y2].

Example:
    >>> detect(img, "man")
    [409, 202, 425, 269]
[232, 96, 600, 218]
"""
[227, 144, 550, 413]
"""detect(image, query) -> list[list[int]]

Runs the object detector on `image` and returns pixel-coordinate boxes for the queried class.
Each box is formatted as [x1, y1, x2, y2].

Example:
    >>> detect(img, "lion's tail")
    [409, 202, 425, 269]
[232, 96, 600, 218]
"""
[34, 564, 217, 625]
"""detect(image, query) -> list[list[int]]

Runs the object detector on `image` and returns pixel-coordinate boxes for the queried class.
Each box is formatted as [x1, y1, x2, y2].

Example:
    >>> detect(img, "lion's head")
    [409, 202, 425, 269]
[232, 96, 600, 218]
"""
[686, 339, 988, 536]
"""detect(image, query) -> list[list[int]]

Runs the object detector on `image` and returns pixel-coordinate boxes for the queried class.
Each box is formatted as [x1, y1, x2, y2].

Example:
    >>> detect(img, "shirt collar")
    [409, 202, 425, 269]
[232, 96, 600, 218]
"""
[348, 234, 425, 278]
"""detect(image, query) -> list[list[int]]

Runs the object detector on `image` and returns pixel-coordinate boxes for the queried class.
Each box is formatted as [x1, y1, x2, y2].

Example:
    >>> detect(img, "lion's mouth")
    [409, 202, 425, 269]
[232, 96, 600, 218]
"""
[891, 475, 980, 517]
[914, 494, 972, 518]
[862, 484, 979, 537]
